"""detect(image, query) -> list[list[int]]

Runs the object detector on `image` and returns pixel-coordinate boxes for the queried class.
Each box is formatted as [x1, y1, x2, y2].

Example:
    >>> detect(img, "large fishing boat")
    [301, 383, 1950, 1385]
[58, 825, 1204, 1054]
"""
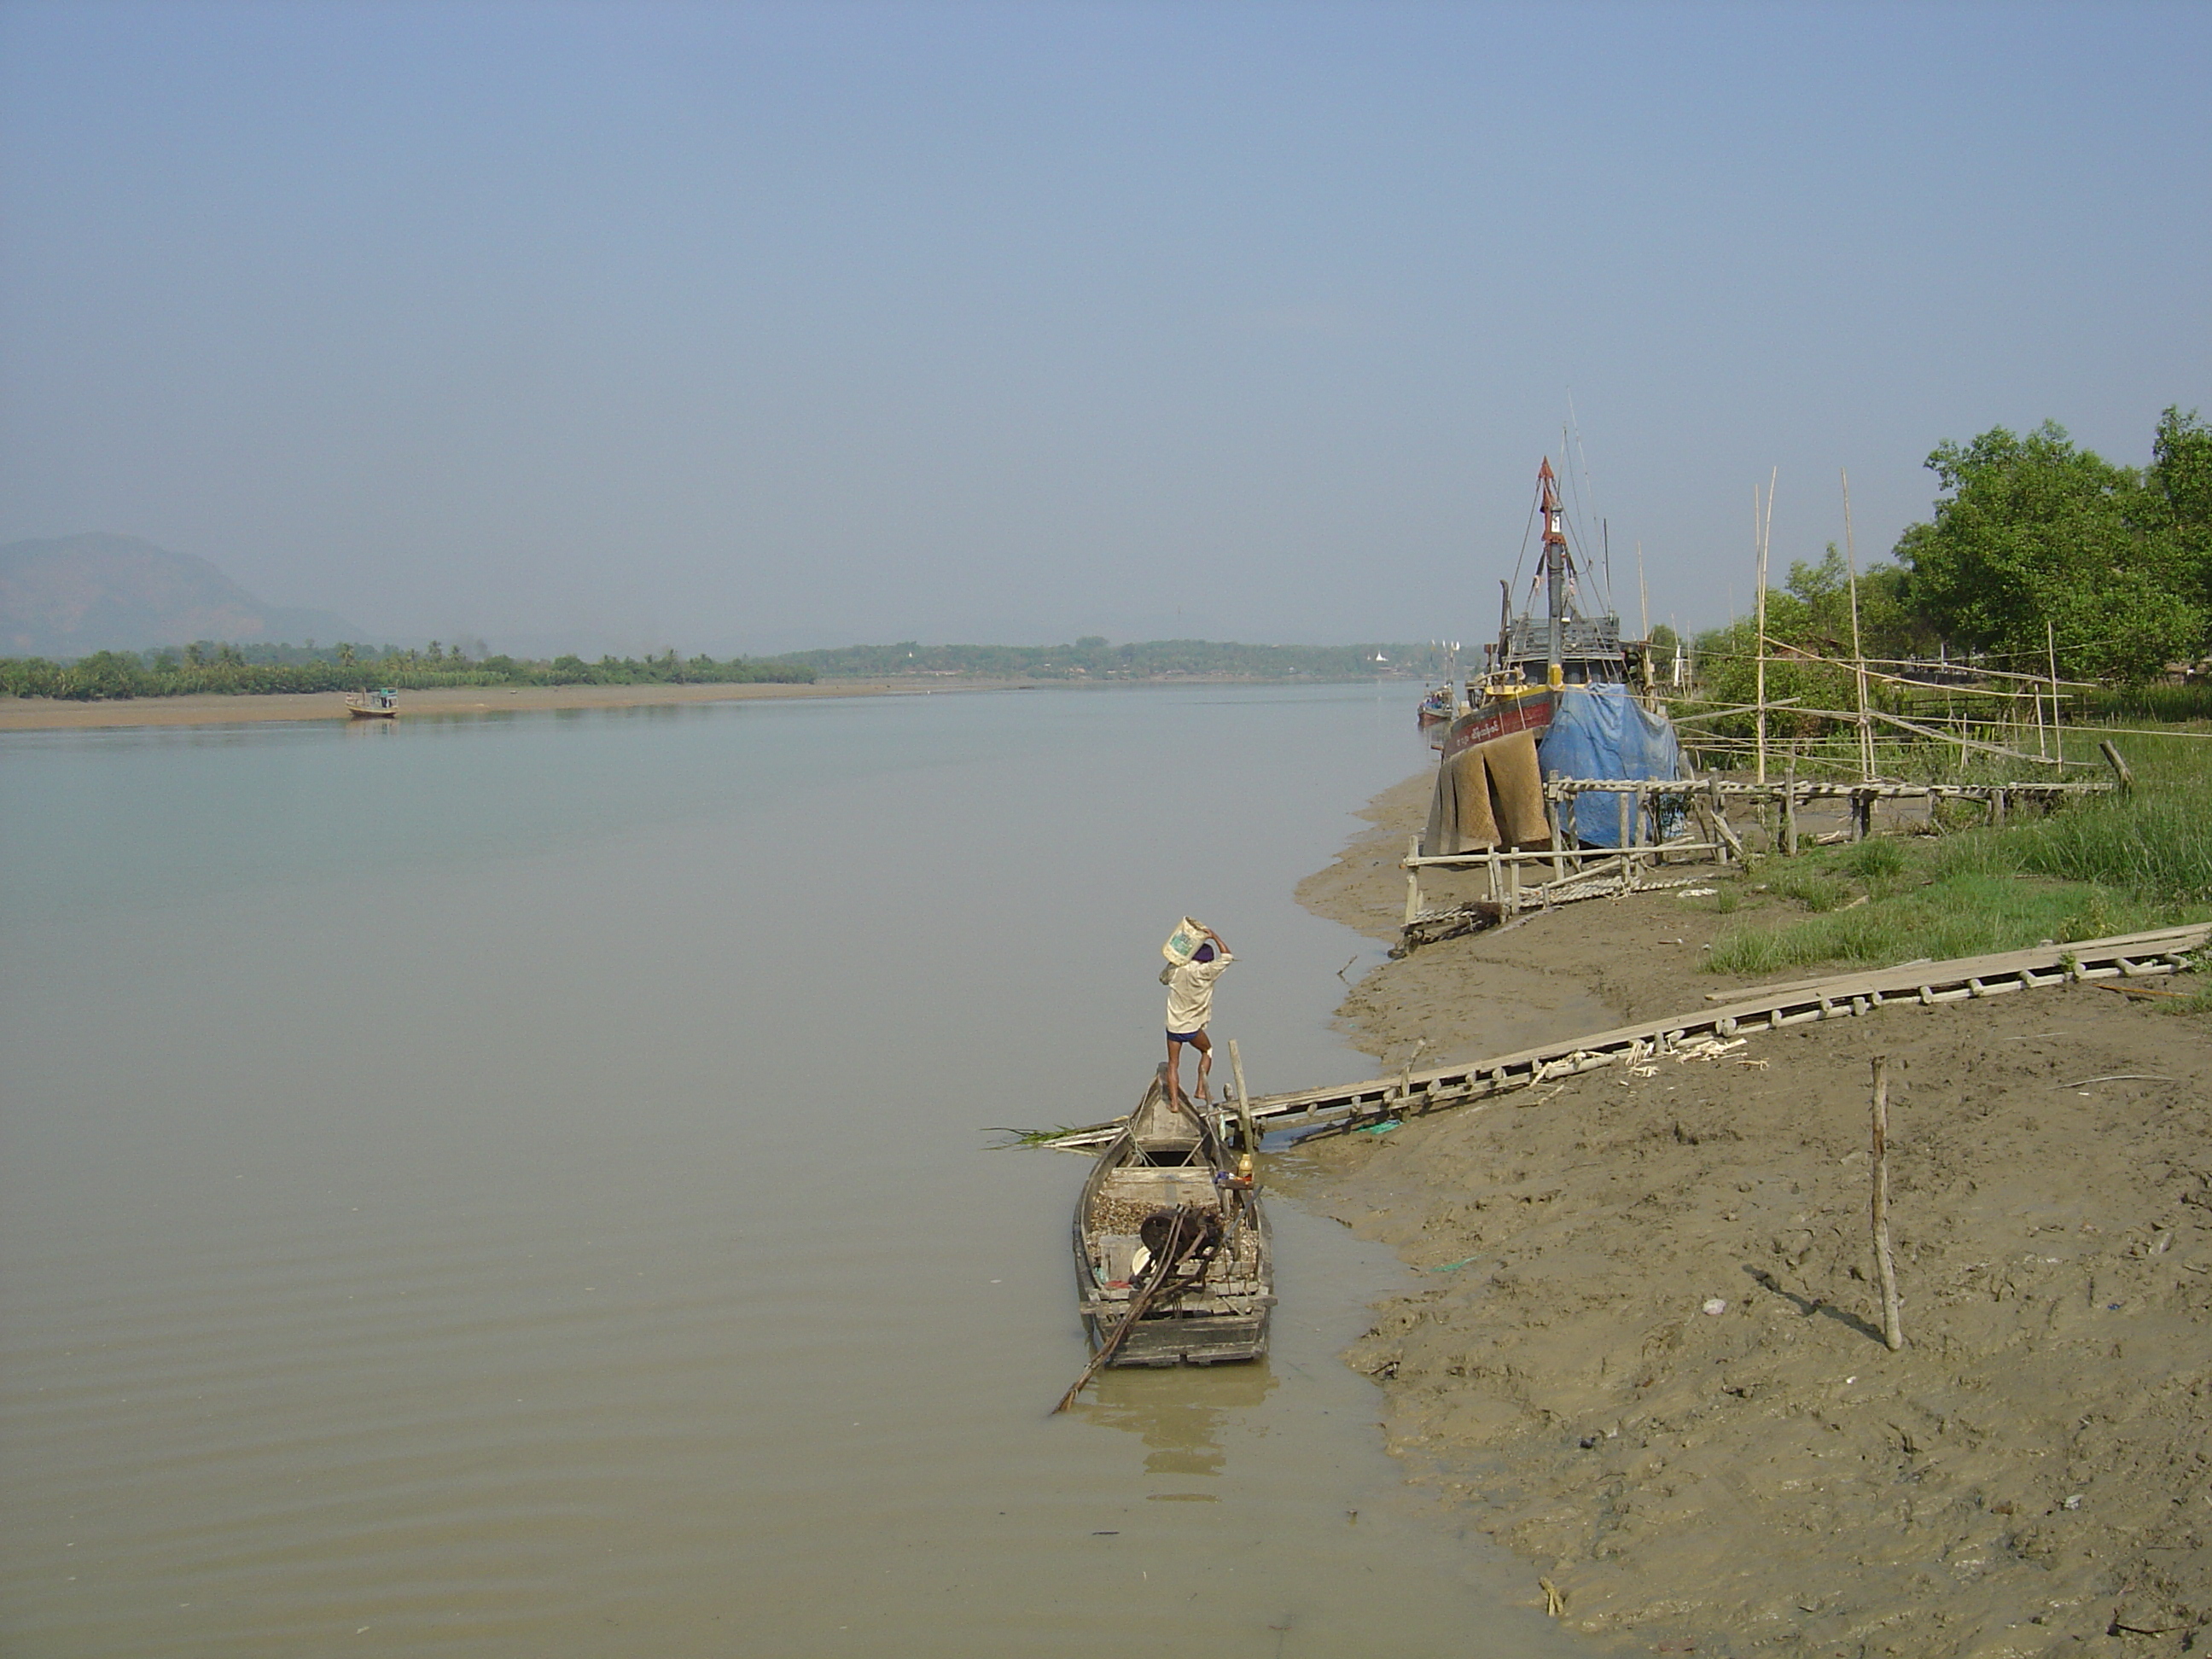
[1421, 457, 1683, 854]
[1441, 458, 1627, 762]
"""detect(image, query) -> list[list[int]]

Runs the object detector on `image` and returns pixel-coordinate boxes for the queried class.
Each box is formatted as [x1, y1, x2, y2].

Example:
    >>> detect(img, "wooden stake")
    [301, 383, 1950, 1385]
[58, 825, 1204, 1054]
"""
[1781, 755, 1799, 856]
[1403, 835, 1422, 925]
[1870, 1056, 1904, 1352]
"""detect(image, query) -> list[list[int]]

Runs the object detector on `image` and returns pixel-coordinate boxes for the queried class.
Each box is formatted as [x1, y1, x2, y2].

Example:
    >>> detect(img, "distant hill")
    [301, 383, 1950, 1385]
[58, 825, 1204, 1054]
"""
[0, 533, 364, 658]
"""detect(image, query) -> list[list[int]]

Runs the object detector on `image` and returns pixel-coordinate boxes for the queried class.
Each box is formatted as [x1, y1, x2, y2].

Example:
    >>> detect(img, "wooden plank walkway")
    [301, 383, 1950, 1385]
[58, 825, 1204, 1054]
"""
[1036, 923, 2209, 1150]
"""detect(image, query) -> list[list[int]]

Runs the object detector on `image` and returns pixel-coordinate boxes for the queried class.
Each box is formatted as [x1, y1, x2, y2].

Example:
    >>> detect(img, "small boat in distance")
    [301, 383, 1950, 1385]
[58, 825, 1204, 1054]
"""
[344, 689, 399, 719]
[1068, 1067, 1274, 1372]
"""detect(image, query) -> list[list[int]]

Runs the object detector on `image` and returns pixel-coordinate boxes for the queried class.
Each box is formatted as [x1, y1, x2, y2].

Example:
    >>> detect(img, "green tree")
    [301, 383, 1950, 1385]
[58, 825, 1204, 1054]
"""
[2145, 406, 2212, 638]
[1895, 421, 2201, 684]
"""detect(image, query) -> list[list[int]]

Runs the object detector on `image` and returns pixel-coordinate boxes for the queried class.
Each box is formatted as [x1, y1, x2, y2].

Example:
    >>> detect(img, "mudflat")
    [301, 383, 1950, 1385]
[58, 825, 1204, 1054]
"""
[0, 678, 922, 731]
[1289, 771, 2212, 1655]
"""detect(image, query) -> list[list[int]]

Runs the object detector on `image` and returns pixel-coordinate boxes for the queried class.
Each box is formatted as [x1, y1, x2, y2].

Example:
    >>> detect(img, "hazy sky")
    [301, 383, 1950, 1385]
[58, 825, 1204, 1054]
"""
[3, 1, 2207, 655]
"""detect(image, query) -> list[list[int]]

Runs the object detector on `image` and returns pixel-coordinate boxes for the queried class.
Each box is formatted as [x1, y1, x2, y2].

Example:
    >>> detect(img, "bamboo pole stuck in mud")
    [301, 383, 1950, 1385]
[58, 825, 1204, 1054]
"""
[1754, 474, 1774, 784]
[1870, 1057, 1905, 1352]
[1842, 469, 1875, 783]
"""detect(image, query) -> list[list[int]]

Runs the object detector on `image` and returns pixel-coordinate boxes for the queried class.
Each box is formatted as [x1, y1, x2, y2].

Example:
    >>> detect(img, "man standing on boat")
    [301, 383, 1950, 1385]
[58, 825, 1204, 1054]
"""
[1164, 925, 1233, 1109]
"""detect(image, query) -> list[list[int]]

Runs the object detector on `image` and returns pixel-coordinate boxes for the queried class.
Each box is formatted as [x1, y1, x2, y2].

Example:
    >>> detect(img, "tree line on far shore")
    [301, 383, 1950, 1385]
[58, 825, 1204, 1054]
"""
[0, 642, 817, 701]
[0, 635, 1456, 701]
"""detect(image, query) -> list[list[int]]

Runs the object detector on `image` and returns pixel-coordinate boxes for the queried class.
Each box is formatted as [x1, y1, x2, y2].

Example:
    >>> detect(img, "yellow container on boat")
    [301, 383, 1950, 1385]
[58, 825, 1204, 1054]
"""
[1161, 917, 1211, 965]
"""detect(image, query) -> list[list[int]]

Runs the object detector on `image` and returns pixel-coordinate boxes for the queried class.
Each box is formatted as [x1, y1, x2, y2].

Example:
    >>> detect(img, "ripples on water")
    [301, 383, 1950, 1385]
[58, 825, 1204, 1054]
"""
[0, 686, 1582, 1657]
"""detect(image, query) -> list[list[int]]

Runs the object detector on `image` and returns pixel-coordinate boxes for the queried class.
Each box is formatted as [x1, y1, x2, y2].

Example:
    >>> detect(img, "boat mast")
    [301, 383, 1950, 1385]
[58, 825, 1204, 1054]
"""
[1539, 457, 1569, 682]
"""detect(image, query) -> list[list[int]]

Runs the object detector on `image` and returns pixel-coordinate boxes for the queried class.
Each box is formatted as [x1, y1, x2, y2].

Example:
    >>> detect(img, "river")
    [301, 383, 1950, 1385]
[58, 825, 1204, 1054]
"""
[0, 683, 1582, 1658]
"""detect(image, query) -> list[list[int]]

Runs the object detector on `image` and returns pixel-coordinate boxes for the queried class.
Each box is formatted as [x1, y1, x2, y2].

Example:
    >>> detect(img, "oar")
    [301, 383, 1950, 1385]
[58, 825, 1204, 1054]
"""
[1050, 1211, 1196, 1415]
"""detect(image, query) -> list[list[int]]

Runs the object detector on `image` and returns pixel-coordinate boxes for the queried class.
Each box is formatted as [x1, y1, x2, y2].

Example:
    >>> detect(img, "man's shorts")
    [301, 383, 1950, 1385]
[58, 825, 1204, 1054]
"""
[1166, 1028, 1204, 1044]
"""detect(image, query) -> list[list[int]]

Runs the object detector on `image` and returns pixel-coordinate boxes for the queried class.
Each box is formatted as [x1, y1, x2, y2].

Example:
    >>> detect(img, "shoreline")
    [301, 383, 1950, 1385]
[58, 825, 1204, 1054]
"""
[0, 678, 955, 731]
[1289, 770, 2212, 1654]
[0, 672, 1416, 732]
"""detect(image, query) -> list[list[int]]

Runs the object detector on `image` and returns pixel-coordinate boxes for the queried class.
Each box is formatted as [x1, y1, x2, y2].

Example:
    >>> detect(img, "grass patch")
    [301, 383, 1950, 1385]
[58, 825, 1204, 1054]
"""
[1707, 722, 2212, 976]
[1707, 872, 2174, 977]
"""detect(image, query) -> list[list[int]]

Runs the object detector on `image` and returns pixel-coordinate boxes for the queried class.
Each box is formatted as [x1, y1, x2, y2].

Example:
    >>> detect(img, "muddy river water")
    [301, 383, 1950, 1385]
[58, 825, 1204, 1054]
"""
[1, 684, 1584, 1658]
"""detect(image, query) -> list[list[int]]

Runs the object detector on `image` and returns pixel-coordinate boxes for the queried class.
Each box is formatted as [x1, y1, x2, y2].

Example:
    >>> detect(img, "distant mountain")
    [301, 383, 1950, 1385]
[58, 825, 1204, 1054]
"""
[0, 533, 366, 658]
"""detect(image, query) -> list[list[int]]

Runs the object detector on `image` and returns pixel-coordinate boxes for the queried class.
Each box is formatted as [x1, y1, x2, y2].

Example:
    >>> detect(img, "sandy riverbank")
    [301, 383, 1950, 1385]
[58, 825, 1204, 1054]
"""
[1288, 772, 2212, 1656]
[0, 678, 945, 731]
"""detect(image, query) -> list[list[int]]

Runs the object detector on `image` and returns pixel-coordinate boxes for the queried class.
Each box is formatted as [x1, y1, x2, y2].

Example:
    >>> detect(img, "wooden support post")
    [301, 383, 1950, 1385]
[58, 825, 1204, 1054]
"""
[1486, 843, 1503, 911]
[1615, 788, 1631, 856]
[1870, 1057, 1905, 1352]
[2099, 739, 2134, 792]
[2046, 620, 2064, 767]
[1781, 762, 1799, 857]
[1991, 788, 2006, 829]
[1706, 777, 1743, 864]
[1547, 795, 1569, 879]
[1403, 835, 1422, 925]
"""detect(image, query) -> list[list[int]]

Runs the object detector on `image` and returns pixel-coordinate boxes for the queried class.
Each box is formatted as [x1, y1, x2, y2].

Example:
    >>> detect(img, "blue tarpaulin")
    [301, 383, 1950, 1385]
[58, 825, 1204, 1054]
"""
[1539, 685, 1685, 847]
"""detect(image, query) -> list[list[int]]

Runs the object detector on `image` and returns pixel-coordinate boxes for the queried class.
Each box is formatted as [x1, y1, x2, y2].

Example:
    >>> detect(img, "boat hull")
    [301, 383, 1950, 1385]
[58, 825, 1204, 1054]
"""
[1071, 1088, 1274, 1369]
[1441, 688, 1557, 760]
[1078, 1304, 1272, 1366]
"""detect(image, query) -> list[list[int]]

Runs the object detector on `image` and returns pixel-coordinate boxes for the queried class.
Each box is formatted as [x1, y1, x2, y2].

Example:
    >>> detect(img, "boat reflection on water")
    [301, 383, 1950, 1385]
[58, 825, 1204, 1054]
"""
[1071, 1360, 1278, 1481]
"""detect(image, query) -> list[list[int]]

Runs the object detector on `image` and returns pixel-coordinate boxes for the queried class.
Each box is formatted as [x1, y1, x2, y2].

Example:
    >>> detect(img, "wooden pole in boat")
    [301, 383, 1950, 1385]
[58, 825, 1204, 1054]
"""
[1842, 469, 1874, 783]
[1225, 1037, 1257, 1260]
[1229, 1039, 1257, 1160]
[1870, 1056, 1905, 1353]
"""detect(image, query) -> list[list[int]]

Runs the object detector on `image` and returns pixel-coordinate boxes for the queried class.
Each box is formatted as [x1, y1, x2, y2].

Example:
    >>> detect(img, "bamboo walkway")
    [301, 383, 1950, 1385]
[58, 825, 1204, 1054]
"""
[1036, 923, 2209, 1151]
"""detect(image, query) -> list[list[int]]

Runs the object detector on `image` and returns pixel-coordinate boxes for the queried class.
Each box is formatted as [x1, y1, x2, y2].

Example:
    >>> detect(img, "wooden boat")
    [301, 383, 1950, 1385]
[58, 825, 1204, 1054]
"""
[344, 689, 399, 719]
[1070, 1068, 1274, 1369]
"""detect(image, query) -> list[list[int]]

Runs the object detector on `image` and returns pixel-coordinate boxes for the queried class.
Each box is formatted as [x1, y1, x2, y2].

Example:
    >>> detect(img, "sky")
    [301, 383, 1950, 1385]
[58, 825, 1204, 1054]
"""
[2, 1, 2207, 656]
